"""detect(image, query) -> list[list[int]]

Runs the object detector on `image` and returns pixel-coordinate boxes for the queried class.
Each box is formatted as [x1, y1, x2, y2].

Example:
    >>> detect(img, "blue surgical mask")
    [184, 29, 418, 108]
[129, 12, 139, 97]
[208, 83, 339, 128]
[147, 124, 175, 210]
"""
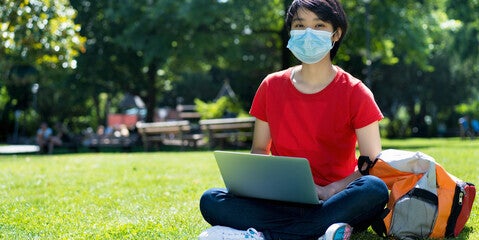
[287, 28, 335, 64]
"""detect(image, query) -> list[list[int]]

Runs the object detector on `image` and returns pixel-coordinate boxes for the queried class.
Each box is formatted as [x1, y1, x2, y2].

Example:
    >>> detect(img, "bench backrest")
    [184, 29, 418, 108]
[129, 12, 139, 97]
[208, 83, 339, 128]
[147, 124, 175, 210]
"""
[199, 117, 256, 131]
[136, 121, 191, 134]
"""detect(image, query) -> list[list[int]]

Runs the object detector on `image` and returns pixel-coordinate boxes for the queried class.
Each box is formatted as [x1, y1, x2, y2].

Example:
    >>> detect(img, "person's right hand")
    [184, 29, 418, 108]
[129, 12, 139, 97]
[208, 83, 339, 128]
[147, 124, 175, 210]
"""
[315, 184, 336, 200]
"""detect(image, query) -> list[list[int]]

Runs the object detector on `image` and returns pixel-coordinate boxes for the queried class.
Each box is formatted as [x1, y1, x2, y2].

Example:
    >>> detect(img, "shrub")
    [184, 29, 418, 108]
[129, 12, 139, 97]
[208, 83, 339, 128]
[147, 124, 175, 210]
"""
[194, 96, 248, 119]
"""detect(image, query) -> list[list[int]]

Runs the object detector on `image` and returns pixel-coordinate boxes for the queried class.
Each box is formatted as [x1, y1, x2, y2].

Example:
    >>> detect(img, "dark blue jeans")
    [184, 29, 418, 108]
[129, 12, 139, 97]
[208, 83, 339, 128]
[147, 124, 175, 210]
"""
[199, 175, 388, 240]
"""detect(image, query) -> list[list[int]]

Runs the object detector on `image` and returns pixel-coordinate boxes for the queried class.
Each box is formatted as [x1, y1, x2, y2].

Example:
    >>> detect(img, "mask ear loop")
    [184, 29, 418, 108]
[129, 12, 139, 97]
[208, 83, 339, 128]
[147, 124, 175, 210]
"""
[331, 30, 338, 48]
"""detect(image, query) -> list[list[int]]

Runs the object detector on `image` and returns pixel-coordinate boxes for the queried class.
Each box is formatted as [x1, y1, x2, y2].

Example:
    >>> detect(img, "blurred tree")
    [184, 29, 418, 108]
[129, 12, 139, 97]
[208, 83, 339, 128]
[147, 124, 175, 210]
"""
[446, 0, 479, 99]
[69, 0, 144, 129]
[0, 0, 85, 140]
[0, 0, 85, 70]
[340, 0, 477, 137]
[102, 0, 285, 122]
[167, 0, 285, 109]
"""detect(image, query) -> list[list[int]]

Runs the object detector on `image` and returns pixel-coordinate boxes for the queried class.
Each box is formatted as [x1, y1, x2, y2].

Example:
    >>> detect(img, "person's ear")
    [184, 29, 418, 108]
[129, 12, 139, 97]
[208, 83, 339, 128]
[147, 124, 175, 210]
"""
[332, 28, 342, 42]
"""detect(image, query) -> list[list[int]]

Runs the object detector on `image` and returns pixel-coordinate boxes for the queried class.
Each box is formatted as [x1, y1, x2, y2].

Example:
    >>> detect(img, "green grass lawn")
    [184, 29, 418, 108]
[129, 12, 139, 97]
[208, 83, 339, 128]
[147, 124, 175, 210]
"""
[0, 138, 478, 239]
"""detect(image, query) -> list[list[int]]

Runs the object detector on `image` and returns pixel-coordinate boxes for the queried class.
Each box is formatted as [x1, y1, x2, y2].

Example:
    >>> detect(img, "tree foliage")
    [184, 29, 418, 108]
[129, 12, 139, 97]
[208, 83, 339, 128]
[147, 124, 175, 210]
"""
[339, 0, 478, 137]
[0, 0, 85, 69]
[0, 0, 85, 139]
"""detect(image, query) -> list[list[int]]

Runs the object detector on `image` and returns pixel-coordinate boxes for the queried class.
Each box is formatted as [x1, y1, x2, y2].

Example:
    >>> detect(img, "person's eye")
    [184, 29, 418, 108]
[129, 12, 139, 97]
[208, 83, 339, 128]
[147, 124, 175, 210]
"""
[293, 23, 305, 29]
[314, 24, 326, 29]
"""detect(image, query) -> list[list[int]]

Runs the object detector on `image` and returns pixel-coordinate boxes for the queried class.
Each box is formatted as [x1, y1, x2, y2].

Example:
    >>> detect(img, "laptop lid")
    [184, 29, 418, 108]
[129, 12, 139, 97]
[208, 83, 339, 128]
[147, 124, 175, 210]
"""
[214, 151, 322, 205]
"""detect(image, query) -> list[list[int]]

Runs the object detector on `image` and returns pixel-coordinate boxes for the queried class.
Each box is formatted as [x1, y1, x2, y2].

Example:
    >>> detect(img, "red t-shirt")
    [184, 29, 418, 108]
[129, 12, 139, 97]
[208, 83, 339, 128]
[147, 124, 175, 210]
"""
[250, 66, 383, 186]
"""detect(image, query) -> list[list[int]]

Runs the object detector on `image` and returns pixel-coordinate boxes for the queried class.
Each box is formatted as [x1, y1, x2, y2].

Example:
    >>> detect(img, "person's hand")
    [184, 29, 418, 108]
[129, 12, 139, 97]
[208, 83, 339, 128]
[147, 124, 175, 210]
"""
[315, 184, 337, 200]
[315, 171, 362, 200]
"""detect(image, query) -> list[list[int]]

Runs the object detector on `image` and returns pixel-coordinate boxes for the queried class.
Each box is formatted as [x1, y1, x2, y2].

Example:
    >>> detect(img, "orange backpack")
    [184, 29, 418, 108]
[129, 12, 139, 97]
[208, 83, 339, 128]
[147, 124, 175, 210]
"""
[359, 149, 476, 239]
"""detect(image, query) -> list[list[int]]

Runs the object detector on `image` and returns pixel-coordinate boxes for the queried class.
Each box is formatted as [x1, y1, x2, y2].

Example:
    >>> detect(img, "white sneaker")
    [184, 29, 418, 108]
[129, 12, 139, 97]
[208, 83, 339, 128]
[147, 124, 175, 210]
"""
[198, 226, 265, 240]
[318, 223, 352, 240]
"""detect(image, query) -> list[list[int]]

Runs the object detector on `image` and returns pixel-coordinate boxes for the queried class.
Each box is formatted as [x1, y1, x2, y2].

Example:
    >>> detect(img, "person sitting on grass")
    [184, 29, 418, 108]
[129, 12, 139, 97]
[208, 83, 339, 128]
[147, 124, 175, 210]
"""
[48, 122, 72, 154]
[198, 0, 389, 239]
[36, 122, 53, 153]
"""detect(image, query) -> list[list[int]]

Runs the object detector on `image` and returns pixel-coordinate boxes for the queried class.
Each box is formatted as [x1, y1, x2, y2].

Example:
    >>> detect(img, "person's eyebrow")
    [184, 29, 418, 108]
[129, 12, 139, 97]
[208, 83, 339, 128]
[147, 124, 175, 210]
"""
[292, 16, 303, 22]
[292, 16, 322, 22]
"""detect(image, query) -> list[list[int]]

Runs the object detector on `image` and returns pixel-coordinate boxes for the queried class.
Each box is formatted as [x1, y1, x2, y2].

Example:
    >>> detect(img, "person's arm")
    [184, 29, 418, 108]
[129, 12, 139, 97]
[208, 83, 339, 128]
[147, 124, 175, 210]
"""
[251, 119, 271, 155]
[355, 121, 382, 161]
[316, 121, 381, 200]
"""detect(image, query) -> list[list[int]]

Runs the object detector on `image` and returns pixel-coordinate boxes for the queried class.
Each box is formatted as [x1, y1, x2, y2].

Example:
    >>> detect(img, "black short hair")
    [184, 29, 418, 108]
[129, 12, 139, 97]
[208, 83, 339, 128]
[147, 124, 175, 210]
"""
[285, 0, 348, 60]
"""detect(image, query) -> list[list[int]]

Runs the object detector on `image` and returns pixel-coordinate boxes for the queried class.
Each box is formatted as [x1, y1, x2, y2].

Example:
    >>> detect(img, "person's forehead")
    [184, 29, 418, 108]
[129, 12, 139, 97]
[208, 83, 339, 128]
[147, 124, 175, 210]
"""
[293, 8, 323, 21]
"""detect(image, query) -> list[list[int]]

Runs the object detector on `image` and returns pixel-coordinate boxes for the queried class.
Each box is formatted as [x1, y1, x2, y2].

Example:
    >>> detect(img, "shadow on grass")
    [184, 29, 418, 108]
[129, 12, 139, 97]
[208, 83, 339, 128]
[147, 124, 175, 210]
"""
[355, 225, 473, 240]
[351, 225, 474, 240]
[42, 141, 251, 155]
[456, 225, 474, 240]
[353, 230, 382, 240]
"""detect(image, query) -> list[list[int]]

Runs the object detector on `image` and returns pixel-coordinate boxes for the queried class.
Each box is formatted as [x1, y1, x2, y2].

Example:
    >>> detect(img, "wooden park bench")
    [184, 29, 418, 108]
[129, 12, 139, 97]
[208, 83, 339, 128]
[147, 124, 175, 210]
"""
[199, 117, 256, 149]
[136, 120, 202, 151]
[176, 104, 201, 121]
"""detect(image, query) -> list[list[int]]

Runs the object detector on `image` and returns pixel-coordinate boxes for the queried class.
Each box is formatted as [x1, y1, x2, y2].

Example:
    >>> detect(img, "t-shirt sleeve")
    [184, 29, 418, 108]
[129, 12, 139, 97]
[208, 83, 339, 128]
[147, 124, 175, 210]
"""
[350, 83, 383, 129]
[249, 79, 268, 122]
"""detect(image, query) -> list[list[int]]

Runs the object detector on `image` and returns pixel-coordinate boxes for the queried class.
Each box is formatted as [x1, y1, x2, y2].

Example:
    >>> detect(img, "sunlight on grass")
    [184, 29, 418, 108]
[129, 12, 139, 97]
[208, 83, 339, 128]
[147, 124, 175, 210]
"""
[0, 139, 478, 239]
[0, 152, 221, 239]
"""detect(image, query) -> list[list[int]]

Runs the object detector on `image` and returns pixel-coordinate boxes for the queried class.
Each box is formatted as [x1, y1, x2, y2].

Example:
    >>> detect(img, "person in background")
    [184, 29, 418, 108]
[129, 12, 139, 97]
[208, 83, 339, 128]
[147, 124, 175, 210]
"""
[470, 118, 479, 138]
[48, 122, 72, 154]
[36, 122, 53, 153]
[458, 115, 473, 139]
[198, 0, 389, 239]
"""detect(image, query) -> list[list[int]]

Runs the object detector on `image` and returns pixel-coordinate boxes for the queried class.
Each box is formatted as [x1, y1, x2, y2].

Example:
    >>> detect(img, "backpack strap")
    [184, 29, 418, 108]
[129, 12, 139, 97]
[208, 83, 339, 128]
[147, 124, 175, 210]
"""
[371, 208, 390, 238]
[358, 156, 377, 175]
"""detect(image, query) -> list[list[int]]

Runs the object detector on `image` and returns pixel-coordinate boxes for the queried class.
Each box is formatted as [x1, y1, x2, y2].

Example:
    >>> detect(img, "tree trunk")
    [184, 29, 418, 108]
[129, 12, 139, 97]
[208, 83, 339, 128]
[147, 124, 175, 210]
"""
[92, 94, 101, 126]
[145, 62, 158, 123]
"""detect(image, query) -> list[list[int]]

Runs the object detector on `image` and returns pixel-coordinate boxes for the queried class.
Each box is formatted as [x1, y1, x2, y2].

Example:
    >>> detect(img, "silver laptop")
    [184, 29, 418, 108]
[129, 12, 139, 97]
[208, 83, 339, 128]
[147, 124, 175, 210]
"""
[214, 151, 322, 205]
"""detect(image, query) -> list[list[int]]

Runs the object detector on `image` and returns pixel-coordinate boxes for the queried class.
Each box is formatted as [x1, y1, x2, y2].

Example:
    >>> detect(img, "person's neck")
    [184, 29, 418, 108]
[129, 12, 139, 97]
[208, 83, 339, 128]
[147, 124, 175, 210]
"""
[292, 60, 337, 94]
[299, 61, 336, 85]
